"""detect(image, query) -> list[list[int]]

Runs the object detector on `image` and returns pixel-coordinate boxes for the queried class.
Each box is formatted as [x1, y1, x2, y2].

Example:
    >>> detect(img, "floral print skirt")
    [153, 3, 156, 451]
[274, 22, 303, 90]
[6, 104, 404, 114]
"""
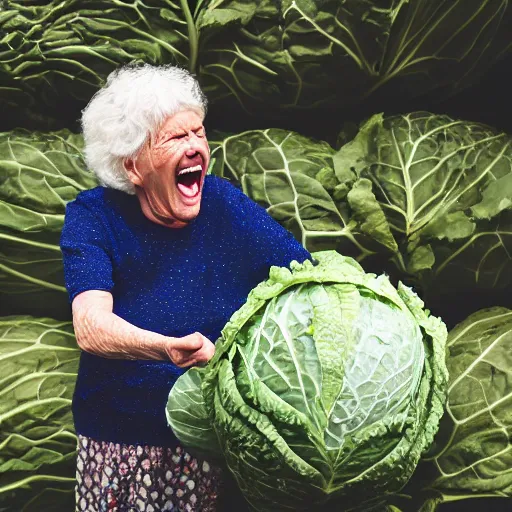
[75, 435, 224, 512]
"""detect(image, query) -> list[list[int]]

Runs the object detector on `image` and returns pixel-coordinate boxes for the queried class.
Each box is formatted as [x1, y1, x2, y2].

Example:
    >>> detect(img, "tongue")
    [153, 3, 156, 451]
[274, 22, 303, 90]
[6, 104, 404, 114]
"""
[177, 180, 199, 198]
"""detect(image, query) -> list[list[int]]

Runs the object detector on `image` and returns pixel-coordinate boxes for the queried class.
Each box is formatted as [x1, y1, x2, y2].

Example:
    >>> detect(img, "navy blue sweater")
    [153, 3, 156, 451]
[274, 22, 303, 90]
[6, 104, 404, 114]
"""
[60, 175, 310, 446]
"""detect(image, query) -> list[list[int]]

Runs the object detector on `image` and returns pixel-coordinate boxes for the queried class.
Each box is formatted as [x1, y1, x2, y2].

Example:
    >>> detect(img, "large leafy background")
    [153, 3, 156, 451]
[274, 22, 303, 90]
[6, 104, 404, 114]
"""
[0, 0, 511, 510]
[0, 316, 79, 511]
[0, 130, 97, 319]
[1, 0, 510, 133]
[201, 0, 511, 124]
[210, 115, 512, 327]
[0, 0, 196, 129]
[333, 112, 512, 320]
[389, 307, 512, 511]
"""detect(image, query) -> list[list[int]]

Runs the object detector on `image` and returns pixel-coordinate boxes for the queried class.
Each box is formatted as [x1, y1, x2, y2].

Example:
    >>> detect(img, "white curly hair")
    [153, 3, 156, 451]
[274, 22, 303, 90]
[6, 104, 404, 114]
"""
[81, 64, 208, 194]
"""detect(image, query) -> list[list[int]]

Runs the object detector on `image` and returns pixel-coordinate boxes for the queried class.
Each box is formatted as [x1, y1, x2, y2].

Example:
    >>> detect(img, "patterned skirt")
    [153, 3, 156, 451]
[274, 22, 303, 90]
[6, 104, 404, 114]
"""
[75, 435, 224, 512]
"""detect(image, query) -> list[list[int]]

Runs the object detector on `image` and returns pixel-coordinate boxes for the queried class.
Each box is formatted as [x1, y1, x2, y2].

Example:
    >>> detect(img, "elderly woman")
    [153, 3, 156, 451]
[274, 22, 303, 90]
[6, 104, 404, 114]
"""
[60, 64, 310, 512]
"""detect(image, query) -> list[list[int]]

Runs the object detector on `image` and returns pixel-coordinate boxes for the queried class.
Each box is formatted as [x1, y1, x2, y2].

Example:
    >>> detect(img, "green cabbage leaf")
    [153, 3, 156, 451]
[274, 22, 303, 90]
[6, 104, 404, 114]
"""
[200, 0, 511, 118]
[0, 130, 97, 319]
[0, 0, 198, 128]
[210, 117, 512, 323]
[388, 307, 512, 511]
[333, 112, 512, 305]
[0, 316, 80, 511]
[2, 1, 510, 129]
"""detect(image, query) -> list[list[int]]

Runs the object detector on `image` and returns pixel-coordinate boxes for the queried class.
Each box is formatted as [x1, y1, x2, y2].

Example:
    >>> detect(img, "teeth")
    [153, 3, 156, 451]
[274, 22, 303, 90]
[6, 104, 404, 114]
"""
[178, 164, 202, 176]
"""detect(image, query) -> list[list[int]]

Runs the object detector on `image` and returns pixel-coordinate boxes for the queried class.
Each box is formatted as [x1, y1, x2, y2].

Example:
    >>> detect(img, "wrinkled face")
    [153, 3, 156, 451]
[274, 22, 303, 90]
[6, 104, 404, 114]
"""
[124, 110, 210, 228]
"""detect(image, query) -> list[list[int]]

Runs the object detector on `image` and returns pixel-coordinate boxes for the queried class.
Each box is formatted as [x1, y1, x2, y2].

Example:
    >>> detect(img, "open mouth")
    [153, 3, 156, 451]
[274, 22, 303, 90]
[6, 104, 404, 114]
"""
[176, 164, 203, 198]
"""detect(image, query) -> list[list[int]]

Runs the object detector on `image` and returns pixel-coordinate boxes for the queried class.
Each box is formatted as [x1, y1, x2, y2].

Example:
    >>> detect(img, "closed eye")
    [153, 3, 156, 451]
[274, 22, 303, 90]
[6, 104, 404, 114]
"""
[163, 128, 204, 143]
[161, 133, 186, 144]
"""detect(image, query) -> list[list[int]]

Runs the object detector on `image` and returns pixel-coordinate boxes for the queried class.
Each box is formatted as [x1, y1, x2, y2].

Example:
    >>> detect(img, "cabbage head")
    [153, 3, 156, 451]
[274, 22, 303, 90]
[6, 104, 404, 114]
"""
[167, 251, 448, 511]
[387, 306, 512, 511]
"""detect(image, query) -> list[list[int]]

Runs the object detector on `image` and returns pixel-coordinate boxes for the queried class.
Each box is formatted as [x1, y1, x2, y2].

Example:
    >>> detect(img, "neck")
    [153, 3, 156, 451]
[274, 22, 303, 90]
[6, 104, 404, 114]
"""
[134, 187, 188, 229]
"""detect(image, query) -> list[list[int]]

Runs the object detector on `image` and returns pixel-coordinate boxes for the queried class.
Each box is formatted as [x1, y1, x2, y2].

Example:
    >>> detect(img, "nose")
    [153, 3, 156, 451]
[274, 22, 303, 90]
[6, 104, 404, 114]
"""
[185, 131, 201, 157]
[185, 146, 199, 158]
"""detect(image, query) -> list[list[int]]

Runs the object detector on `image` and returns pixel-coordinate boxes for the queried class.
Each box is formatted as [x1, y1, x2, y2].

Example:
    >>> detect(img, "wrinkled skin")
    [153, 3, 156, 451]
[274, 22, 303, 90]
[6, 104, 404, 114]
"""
[124, 110, 210, 228]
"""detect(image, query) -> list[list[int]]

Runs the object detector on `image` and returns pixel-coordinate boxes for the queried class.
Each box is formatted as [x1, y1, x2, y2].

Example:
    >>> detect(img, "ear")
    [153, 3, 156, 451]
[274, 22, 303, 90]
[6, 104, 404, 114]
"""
[124, 157, 143, 187]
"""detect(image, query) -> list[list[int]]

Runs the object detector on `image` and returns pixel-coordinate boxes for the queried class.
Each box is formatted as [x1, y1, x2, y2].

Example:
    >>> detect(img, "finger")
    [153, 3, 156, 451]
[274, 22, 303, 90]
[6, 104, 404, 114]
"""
[171, 333, 203, 352]
[194, 341, 215, 364]
[172, 353, 196, 368]
[165, 346, 191, 367]
[172, 345, 210, 367]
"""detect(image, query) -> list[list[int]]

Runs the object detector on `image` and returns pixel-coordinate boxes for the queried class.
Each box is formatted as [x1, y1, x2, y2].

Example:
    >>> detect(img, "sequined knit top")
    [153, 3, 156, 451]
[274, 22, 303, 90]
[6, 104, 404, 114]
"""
[60, 175, 311, 447]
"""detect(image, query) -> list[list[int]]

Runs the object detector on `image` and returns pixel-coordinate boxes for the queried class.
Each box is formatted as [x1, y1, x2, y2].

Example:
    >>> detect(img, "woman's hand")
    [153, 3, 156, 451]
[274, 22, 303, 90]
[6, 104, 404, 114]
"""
[166, 332, 215, 368]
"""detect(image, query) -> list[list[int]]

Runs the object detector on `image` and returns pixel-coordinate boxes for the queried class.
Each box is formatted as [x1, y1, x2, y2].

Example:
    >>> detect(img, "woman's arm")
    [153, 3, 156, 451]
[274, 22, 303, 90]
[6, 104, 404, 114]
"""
[72, 290, 215, 367]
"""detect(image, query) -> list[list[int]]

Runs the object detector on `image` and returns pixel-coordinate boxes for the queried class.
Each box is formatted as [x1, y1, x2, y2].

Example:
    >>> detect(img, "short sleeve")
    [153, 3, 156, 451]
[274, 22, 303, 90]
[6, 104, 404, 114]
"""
[224, 180, 312, 274]
[60, 194, 114, 303]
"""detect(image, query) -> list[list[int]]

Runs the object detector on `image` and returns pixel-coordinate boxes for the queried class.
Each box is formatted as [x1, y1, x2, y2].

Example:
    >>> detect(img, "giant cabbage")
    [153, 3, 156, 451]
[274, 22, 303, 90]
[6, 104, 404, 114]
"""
[388, 307, 512, 510]
[0, 130, 97, 319]
[1, 1, 510, 129]
[167, 251, 448, 511]
[0, 316, 80, 511]
[333, 112, 512, 311]
[0, 0, 199, 128]
[200, 0, 511, 118]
